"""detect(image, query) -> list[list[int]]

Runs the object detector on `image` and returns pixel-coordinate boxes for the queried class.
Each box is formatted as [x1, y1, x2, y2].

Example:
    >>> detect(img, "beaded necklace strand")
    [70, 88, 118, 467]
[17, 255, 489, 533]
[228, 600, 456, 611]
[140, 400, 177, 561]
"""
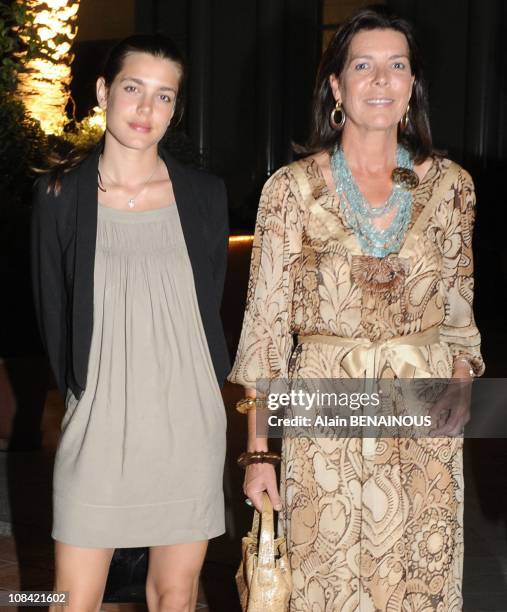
[330, 145, 415, 258]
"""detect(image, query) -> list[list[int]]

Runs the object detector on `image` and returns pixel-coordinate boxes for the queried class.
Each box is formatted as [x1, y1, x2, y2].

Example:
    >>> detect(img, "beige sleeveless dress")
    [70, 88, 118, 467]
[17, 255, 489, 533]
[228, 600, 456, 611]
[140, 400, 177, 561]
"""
[52, 203, 226, 548]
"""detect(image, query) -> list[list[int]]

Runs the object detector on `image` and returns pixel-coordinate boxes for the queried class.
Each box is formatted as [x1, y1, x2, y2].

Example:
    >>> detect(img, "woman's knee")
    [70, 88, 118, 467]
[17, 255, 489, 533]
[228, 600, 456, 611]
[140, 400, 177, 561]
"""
[148, 582, 197, 612]
[146, 541, 205, 611]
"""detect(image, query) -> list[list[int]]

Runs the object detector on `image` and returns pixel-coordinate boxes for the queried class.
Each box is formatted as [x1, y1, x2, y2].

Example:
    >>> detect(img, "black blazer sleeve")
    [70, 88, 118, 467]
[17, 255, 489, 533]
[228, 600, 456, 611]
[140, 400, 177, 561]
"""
[30, 177, 68, 397]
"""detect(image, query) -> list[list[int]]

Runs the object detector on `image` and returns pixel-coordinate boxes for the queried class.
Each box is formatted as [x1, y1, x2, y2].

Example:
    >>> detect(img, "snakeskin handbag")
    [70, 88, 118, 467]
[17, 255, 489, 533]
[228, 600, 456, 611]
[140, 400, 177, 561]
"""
[236, 493, 292, 611]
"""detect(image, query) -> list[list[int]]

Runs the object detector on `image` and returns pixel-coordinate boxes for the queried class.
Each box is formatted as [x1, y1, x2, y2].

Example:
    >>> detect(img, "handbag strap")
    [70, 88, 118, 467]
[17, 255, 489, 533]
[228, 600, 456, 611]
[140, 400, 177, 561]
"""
[250, 493, 276, 568]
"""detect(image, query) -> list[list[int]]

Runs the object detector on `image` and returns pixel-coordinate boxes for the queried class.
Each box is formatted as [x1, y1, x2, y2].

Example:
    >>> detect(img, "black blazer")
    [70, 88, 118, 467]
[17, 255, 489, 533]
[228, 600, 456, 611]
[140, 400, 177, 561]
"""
[31, 144, 231, 399]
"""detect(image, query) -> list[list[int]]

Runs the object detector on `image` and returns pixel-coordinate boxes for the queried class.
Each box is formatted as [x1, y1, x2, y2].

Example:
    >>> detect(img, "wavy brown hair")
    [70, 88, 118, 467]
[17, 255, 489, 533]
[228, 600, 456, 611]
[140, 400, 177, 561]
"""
[44, 34, 186, 195]
[300, 4, 434, 163]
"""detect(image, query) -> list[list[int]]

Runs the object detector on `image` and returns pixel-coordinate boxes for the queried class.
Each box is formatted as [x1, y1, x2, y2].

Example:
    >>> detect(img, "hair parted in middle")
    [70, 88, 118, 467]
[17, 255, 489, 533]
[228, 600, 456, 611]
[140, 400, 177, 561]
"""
[101, 33, 187, 128]
[302, 4, 434, 163]
[43, 33, 186, 195]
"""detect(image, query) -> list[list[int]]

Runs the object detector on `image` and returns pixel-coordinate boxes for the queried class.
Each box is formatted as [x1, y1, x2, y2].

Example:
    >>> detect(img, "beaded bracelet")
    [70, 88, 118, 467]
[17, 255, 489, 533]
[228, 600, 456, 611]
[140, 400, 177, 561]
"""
[237, 451, 281, 469]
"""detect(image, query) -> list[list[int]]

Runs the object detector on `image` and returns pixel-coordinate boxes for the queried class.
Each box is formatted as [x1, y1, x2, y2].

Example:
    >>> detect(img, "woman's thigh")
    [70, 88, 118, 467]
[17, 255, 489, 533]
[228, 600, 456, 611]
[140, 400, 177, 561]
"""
[146, 541, 208, 607]
[52, 540, 114, 612]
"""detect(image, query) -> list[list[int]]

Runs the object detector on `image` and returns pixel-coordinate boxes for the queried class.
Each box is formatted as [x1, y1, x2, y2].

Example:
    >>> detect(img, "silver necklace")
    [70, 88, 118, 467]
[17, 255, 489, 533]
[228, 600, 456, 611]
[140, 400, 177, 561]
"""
[98, 156, 160, 209]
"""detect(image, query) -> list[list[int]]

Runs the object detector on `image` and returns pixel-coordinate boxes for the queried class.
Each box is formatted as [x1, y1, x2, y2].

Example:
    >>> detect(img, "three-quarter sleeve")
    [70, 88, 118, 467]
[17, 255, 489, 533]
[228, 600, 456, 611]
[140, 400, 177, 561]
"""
[228, 166, 304, 388]
[440, 169, 485, 375]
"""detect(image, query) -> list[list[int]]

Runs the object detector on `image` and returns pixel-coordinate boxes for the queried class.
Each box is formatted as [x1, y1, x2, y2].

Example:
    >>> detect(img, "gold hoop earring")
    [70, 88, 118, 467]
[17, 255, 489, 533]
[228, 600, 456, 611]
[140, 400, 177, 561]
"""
[330, 100, 346, 130]
[400, 104, 410, 130]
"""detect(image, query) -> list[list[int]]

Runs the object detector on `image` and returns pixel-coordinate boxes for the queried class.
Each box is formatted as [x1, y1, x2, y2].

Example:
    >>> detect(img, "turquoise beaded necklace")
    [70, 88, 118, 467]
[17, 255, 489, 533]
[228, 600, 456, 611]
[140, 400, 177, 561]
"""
[330, 145, 414, 258]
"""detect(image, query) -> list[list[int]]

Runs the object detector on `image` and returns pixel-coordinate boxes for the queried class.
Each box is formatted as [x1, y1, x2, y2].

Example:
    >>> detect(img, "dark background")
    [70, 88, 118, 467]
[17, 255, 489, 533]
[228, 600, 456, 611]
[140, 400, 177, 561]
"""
[71, 0, 507, 223]
[0, 0, 479, 382]
[0, 1, 505, 430]
[69, 0, 507, 333]
[1, 2, 507, 608]
[2, 0, 507, 440]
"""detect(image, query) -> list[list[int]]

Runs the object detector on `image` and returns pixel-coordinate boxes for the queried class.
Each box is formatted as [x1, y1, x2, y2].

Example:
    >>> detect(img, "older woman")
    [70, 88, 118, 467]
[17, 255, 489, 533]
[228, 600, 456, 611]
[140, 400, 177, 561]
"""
[228, 5, 483, 611]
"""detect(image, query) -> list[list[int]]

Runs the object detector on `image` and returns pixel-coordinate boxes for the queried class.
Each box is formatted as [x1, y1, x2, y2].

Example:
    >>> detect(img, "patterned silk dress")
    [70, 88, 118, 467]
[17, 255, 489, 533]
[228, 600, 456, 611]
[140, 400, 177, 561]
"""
[228, 155, 484, 611]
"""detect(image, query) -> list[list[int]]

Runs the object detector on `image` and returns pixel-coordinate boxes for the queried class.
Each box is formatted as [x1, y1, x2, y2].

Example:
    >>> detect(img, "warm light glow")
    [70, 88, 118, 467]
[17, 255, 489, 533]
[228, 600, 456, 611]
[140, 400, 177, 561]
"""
[15, 0, 80, 134]
[87, 106, 106, 131]
[229, 236, 254, 244]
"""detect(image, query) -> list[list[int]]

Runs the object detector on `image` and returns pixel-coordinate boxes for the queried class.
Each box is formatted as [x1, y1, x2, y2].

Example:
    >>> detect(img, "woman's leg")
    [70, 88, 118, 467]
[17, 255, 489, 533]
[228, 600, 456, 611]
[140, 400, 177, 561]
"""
[50, 541, 114, 612]
[146, 540, 208, 612]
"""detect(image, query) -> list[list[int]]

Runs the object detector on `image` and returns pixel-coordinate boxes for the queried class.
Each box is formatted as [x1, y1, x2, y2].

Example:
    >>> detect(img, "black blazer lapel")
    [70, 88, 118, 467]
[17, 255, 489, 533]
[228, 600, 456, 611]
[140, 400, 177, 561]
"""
[69, 145, 228, 393]
[73, 145, 101, 390]
[160, 150, 210, 290]
[160, 149, 230, 384]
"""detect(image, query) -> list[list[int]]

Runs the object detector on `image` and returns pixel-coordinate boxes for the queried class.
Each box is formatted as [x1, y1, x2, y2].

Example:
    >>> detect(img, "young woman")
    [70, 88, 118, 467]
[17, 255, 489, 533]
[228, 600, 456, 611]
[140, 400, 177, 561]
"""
[31, 35, 230, 612]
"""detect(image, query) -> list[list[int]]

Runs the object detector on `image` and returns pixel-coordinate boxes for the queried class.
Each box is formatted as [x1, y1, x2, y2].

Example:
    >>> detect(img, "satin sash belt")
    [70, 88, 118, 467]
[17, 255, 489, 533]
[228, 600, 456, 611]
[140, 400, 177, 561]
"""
[296, 326, 440, 379]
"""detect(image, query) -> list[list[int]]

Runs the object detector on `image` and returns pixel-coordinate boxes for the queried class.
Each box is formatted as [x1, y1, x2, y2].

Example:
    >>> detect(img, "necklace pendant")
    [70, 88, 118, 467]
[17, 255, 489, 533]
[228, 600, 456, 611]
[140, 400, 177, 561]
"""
[392, 167, 419, 190]
[127, 198, 135, 209]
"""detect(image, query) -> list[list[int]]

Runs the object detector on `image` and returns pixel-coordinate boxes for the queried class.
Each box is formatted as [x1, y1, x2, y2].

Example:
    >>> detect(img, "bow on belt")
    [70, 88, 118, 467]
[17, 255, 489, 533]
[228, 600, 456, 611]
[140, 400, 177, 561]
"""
[297, 326, 440, 379]
[296, 327, 440, 457]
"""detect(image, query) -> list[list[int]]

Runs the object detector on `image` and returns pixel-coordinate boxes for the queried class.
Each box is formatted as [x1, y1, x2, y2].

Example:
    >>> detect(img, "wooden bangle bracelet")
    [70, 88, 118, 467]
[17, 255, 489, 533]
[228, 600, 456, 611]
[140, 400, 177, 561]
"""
[237, 451, 281, 469]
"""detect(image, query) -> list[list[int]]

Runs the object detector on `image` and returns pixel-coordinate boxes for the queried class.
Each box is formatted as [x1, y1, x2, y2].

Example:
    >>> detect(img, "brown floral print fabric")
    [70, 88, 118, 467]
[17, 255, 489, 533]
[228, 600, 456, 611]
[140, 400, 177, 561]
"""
[229, 155, 483, 611]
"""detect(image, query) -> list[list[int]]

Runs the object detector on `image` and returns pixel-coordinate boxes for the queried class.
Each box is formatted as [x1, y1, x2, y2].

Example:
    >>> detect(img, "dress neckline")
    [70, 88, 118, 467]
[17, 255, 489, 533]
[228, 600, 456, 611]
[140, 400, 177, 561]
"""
[311, 153, 436, 200]
[98, 202, 177, 223]
[98, 202, 176, 213]
[307, 154, 440, 258]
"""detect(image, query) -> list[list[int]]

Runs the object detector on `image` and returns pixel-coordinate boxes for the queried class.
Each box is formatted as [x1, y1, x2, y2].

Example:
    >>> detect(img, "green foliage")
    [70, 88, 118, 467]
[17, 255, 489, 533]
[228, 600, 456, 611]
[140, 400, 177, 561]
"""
[0, 0, 201, 211]
[0, 92, 49, 262]
[0, 1, 83, 207]
[0, 3, 47, 213]
[0, 1, 51, 94]
[64, 115, 105, 150]
[0, 92, 48, 208]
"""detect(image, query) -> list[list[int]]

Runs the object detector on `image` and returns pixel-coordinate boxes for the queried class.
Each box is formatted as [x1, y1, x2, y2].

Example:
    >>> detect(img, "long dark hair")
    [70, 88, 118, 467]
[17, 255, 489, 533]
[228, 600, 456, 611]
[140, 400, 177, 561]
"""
[45, 34, 186, 194]
[301, 4, 434, 163]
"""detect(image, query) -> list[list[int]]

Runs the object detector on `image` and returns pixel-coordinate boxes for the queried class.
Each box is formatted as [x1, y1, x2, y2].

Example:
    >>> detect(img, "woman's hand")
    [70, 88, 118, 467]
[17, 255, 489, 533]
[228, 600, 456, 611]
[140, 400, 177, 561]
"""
[241, 386, 282, 512]
[244, 463, 282, 513]
[428, 364, 473, 436]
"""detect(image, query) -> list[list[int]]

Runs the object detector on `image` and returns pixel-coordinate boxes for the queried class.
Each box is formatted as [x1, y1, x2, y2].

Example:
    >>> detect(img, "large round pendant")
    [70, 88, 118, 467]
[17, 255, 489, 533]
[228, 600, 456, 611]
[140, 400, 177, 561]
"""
[392, 167, 419, 190]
